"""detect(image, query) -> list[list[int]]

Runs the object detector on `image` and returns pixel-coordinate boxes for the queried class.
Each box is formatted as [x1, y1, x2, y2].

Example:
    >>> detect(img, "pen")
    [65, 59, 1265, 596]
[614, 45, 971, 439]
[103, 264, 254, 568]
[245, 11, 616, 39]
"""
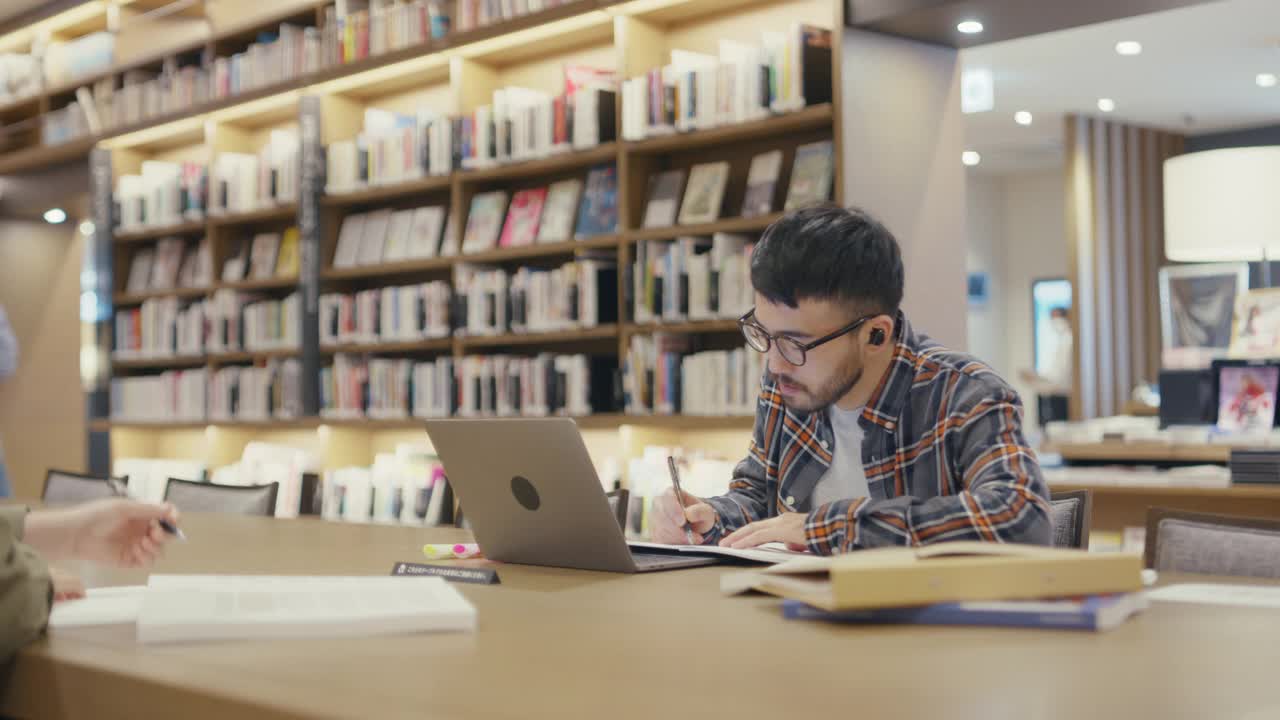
[105, 477, 187, 541]
[666, 456, 696, 545]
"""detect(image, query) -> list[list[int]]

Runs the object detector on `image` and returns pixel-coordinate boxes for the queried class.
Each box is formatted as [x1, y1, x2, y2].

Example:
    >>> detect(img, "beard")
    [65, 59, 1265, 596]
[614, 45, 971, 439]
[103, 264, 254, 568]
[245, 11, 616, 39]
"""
[774, 351, 864, 413]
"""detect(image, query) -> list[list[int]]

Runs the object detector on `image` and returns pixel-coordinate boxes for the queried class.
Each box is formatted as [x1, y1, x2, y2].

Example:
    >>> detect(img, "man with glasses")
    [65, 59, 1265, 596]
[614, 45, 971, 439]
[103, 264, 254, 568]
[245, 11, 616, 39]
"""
[652, 205, 1051, 554]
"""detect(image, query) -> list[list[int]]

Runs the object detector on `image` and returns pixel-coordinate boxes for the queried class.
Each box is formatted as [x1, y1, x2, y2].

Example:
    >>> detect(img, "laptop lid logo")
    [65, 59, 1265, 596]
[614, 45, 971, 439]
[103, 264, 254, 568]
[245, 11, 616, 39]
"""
[511, 475, 541, 511]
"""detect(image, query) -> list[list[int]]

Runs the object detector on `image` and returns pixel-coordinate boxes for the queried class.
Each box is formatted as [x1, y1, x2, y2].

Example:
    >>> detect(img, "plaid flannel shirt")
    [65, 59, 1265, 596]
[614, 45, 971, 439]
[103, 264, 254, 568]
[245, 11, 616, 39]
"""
[703, 313, 1052, 555]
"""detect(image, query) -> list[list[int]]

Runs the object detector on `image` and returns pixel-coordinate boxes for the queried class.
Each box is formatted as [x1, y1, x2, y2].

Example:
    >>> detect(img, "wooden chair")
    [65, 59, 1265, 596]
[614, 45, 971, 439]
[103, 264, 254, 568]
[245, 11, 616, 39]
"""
[1048, 488, 1092, 549]
[163, 478, 279, 516]
[1145, 507, 1280, 579]
[42, 469, 118, 505]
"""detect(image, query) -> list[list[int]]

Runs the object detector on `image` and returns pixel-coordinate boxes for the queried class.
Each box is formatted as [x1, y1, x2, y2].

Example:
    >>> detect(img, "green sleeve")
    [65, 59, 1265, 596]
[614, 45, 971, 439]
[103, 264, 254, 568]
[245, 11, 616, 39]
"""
[0, 507, 53, 660]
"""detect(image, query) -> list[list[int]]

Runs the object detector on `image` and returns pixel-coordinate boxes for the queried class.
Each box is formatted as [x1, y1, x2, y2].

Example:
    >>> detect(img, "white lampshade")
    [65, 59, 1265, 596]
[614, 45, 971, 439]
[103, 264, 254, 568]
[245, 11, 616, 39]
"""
[1164, 146, 1280, 262]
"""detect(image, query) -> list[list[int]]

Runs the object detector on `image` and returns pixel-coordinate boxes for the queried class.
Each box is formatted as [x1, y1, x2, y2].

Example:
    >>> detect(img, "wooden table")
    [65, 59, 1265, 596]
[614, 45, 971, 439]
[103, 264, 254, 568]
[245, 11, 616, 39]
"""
[5, 514, 1280, 719]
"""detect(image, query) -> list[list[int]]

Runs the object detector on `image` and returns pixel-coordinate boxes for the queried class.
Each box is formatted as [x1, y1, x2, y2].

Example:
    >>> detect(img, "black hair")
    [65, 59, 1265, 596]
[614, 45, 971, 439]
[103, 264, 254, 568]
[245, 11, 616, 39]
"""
[1049, 307, 1069, 318]
[750, 205, 904, 315]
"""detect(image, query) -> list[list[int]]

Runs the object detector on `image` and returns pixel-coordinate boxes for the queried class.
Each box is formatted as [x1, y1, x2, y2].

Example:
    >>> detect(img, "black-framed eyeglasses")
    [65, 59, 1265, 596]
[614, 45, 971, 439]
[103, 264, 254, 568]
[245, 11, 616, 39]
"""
[738, 309, 877, 367]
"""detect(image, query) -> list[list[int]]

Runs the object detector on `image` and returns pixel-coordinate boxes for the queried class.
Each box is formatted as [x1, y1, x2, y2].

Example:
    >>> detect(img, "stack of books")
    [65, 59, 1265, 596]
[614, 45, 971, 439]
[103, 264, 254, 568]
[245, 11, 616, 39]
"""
[723, 542, 1147, 633]
[1229, 449, 1280, 485]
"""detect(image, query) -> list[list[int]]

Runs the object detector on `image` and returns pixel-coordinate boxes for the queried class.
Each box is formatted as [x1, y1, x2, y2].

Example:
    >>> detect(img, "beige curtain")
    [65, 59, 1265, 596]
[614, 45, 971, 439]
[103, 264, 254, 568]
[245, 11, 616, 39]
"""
[1065, 116, 1185, 419]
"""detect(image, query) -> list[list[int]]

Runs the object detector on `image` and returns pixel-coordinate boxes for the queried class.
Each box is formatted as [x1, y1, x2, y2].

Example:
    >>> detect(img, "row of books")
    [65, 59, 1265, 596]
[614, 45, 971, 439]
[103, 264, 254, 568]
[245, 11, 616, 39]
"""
[320, 282, 453, 346]
[208, 134, 301, 215]
[320, 352, 615, 419]
[641, 142, 834, 229]
[619, 25, 832, 140]
[454, 0, 574, 32]
[116, 161, 208, 231]
[632, 234, 755, 324]
[209, 361, 305, 422]
[459, 83, 615, 171]
[124, 237, 214, 294]
[110, 369, 207, 422]
[326, 109, 455, 191]
[623, 335, 764, 416]
[333, 206, 451, 268]
[321, 444, 453, 526]
[222, 229, 302, 283]
[113, 298, 204, 359]
[461, 167, 617, 253]
[326, 1, 451, 67]
[203, 291, 303, 355]
[455, 258, 617, 336]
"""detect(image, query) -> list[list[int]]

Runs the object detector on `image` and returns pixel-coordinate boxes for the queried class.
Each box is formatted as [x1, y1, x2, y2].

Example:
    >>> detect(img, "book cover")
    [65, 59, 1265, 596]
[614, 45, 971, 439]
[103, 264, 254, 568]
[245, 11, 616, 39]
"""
[537, 179, 583, 244]
[359, 208, 393, 265]
[127, 248, 155, 293]
[407, 206, 446, 259]
[276, 228, 300, 277]
[742, 150, 783, 218]
[781, 592, 1148, 632]
[249, 233, 281, 279]
[678, 161, 730, 226]
[498, 188, 548, 248]
[463, 191, 509, 253]
[1217, 365, 1279, 432]
[150, 238, 185, 289]
[333, 214, 366, 268]
[221, 240, 248, 282]
[574, 165, 618, 240]
[784, 140, 834, 211]
[383, 209, 416, 262]
[642, 169, 686, 229]
[440, 212, 460, 257]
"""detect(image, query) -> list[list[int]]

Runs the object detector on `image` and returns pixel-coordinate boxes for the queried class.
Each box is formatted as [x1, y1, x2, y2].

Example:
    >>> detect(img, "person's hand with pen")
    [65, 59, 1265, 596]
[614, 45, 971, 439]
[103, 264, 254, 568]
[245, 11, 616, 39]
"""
[653, 455, 807, 550]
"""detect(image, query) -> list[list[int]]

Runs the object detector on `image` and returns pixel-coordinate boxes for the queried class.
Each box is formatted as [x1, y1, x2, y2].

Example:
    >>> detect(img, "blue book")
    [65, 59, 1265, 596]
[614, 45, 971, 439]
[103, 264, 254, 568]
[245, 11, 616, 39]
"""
[574, 164, 618, 239]
[782, 593, 1148, 632]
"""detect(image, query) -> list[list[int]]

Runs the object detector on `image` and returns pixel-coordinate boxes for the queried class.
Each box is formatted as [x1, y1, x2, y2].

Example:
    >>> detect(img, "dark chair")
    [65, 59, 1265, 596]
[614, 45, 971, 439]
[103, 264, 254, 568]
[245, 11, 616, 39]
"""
[1048, 489, 1092, 549]
[163, 478, 279, 516]
[606, 488, 630, 530]
[1144, 507, 1280, 579]
[42, 469, 118, 505]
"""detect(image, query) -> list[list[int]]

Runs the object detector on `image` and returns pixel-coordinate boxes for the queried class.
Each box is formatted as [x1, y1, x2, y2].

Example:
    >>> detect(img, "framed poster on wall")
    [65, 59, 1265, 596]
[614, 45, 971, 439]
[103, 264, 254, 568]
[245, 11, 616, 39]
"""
[1159, 262, 1249, 369]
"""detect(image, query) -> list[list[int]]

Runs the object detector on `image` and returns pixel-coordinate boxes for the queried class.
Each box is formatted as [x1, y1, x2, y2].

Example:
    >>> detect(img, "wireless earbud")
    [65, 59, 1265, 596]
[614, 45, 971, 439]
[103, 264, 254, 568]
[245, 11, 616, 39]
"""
[869, 328, 886, 346]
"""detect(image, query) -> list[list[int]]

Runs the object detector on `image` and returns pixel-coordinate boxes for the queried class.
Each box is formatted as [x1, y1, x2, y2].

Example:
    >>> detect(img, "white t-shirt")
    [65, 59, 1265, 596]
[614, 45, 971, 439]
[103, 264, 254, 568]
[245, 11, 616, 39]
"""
[810, 404, 871, 509]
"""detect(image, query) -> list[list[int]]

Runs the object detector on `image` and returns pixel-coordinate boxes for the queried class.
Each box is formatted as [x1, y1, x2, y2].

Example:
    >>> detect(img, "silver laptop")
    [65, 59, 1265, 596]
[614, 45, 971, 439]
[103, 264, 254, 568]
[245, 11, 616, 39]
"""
[424, 417, 717, 573]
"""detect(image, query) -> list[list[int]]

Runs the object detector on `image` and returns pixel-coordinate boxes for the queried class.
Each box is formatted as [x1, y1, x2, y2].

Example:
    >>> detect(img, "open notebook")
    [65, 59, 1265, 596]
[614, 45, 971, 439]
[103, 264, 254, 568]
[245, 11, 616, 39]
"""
[50, 575, 477, 644]
[627, 541, 810, 565]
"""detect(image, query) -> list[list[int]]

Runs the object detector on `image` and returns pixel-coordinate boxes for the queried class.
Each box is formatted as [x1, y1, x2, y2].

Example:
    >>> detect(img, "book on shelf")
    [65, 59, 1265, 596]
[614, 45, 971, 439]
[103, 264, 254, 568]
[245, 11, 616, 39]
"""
[127, 248, 155, 294]
[620, 24, 832, 141]
[110, 369, 207, 423]
[209, 359, 303, 422]
[458, 80, 616, 169]
[455, 0, 575, 31]
[333, 214, 367, 268]
[642, 170, 687, 229]
[454, 264, 508, 336]
[574, 165, 617, 240]
[115, 161, 207, 231]
[222, 240, 250, 282]
[320, 281, 452, 346]
[211, 153, 260, 216]
[242, 292, 301, 352]
[177, 237, 214, 289]
[678, 162, 730, 226]
[462, 191, 509, 254]
[742, 150, 784, 218]
[456, 353, 618, 418]
[507, 256, 619, 333]
[784, 140, 835, 211]
[632, 233, 754, 324]
[498, 188, 547, 248]
[383, 209, 416, 262]
[779, 593, 1148, 633]
[624, 334, 762, 416]
[113, 297, 205, 359]
[440, 212, 461, 257]
[358, 208, 394, 266]
[323, 444, 454, 526]
[537, 179, 582, 244]
[259, 129, 301, 207]
[407, 206, 447, 259]
[249, 233, 282, 280]
[149, 238, 185, 290]
[276, 228, 300, 278]
[321, 353, 371, 419]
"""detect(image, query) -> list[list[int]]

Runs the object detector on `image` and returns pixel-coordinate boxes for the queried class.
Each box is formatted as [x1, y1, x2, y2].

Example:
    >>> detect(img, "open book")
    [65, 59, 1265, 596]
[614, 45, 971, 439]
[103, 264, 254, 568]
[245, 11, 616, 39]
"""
[627, 540, 810, 565]
[50, 576, 477, 645]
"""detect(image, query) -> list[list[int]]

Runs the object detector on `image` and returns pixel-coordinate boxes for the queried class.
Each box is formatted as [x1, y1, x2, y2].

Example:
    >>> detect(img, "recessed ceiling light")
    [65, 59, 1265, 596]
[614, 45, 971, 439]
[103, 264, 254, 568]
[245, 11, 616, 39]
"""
[1257, 73, 1278, 88]
[1014, 111, 1033, 126]
[1097, 98, 1117, 113]
[79, 220, 95, 235]
[43, 208, 67, 224]
[1115, 41, 1142, 56]
[962, 151, 982, 167]
[956, 20, 984, 35]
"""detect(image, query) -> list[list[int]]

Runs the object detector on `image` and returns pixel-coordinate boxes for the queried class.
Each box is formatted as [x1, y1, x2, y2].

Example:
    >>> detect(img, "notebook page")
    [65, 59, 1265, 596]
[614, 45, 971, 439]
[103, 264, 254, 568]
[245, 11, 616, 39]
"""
[49, 586, 146, 628]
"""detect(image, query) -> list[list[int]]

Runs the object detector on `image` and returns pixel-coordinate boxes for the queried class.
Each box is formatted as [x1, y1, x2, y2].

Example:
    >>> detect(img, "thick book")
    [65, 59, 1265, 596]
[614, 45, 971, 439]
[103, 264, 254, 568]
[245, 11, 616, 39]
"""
[781, 592, 1148, 632]
[63, 575, 477, 644]
[720, 542, 1144, 611]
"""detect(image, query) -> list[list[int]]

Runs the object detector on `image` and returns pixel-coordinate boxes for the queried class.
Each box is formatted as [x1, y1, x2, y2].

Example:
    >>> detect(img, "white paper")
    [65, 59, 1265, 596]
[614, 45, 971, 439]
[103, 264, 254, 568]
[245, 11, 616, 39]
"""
[628, 540, 809, 565]
[49, 586, 146, 628]
[1147, 583, 1280, 608]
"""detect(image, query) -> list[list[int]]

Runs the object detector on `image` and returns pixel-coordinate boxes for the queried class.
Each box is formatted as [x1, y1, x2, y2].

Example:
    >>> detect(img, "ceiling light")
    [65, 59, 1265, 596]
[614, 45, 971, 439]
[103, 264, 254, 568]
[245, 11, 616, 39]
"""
[956, 20, 984, 35]
[1257, 73, 1278, 88]
[962, 151, 982, 167]
[43, 208, 67, 224]
[1097, 98, 1117, 113]
[79, 220, 95, 235]
[1014, 111, 1033, 126]
[1115, 41, 1142, 56]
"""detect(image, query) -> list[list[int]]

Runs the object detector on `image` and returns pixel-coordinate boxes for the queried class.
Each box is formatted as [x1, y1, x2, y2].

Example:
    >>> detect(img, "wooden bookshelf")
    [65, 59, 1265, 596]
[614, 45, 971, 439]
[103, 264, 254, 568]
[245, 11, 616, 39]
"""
[111, 355, 208, 370]
[113, 220, 209, 244]
[218, 276, 300, 292]
[207, 349, 302, 364]
[625, 103, 834, 156]
[461, 235, 623, 264]
[460, 143, 618, 184]
[113, 287, 213, 305]
[322, 258, 453, 281]
[457, 325, 619, 350]
[626, 213, 784, 242]
[322, 176, 453, 208]
[320, 339, 454, 355]
[209, 205, 299, 228]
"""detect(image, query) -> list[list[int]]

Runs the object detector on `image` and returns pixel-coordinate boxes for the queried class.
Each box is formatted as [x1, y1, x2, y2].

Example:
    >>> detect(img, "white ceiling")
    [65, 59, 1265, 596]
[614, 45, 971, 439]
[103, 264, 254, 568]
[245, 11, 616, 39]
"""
[961, 0, 1280, 175]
